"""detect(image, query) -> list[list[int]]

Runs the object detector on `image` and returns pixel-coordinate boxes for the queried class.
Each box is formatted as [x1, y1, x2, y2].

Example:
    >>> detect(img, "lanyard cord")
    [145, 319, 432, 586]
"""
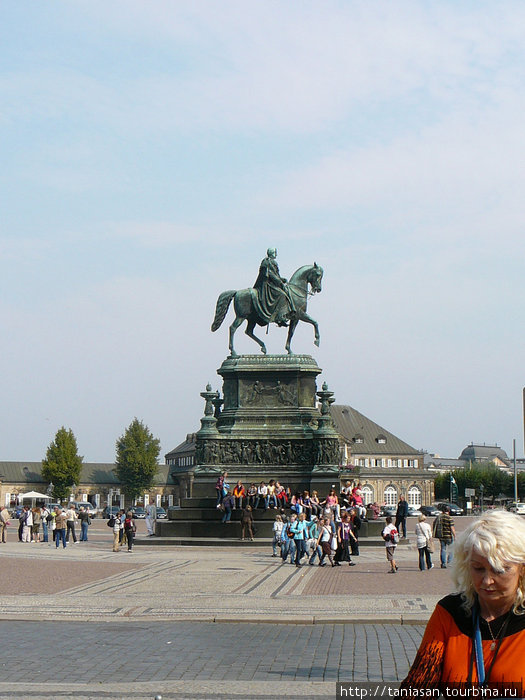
[469, 604, 512, 686]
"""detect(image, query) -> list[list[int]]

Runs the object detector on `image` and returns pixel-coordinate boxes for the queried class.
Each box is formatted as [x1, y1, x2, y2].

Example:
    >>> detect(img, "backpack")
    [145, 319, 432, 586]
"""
[107, 516, 115, 528]
[391, 528, 400, 544]
[432, 516, 443, 539]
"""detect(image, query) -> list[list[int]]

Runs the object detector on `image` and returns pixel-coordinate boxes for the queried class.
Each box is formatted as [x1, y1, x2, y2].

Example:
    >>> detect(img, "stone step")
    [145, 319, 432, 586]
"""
[168, 507, 288, 521]
[136, 535, 411, 548]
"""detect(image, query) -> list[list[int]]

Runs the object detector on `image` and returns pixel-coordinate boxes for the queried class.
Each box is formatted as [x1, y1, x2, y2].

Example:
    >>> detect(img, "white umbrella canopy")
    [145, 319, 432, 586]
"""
[19, 491, 51, 500]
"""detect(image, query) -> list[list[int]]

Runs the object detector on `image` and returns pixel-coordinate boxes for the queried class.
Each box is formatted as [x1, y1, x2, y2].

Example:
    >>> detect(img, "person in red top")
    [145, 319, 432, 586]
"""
[233, 481, 246, 510]
[401, 510, 525, 691]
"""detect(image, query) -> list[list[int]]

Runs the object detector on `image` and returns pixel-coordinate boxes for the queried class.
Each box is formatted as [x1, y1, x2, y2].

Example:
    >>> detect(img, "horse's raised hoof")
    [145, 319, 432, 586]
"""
[314, 339, 320, 347]
[261, 347, 267, 355]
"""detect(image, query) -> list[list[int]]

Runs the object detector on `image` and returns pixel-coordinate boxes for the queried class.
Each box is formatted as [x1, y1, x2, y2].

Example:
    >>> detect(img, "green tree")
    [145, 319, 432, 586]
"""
[433, 462, 513, 506]
[41, 427, 83, 501]
[115, 418, 161, 502]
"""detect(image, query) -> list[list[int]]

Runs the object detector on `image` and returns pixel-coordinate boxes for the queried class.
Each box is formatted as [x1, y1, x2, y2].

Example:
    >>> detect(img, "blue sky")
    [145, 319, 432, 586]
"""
[2, 1, 525, 462]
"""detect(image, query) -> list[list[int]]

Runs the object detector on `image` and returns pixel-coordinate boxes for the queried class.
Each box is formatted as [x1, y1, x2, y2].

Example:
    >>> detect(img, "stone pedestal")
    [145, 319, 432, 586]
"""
[191, 354, 340, 497]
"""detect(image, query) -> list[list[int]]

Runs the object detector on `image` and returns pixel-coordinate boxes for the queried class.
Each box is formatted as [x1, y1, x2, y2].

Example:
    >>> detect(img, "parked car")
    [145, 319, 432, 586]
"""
[420, 505, 441, 517]
[436, 502, 464, 516]
[48, 503, 63, 512]
[380, 506, 396, 517]
[131, 507, 146, 519]
[508, 502, 525, 515]
[407, 506, 420, 517]
[155, 507, 167, 519]
[101, 506, 120, 519]
[72, 502, 97, 517]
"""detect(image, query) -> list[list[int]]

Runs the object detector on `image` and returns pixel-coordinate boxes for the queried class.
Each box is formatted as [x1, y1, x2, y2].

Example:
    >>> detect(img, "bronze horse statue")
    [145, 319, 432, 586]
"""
[211, 263, 323, 356]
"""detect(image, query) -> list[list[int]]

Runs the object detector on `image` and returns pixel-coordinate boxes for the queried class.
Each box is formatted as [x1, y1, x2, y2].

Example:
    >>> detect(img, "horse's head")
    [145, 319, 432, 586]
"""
[309, 262, 323, 293]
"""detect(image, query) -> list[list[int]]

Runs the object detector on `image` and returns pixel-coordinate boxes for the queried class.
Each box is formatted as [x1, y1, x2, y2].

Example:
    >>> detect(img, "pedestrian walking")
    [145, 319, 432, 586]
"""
[382, 516, 399, 573]
[272, 514, 284, 556]
[415, 513, 433, 571]
[240, 505, 254, 541]
[432, 506, 456, 568]
[145, 503, 156, 537]
[317, 517, 335, 567]
[395, 495, 408, 539]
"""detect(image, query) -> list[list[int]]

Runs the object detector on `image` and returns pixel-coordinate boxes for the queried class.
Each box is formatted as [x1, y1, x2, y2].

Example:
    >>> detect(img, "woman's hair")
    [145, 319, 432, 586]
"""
[418, 513, 426, 522]
[453, 510, 525, 614]
[275, 515, 282, 522]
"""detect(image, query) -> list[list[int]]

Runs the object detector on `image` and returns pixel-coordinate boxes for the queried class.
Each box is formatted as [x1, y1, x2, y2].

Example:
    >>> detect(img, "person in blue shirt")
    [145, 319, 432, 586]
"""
[290, 512, 308, 567]
[280, 513, 297, 564]
[307, 516, 322, 565]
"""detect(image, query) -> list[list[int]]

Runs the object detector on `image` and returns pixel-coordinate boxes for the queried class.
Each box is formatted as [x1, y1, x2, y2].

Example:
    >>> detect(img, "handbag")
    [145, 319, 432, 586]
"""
[426, 536, 434, 553]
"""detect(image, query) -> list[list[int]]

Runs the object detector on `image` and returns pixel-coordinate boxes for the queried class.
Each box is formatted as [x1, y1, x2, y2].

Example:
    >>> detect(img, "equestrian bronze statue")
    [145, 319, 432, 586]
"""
[211, 248, 323, 356]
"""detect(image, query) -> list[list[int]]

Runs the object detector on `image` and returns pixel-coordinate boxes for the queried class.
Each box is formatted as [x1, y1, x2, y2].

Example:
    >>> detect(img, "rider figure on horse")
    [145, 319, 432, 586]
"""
[253, 248, 295, 327]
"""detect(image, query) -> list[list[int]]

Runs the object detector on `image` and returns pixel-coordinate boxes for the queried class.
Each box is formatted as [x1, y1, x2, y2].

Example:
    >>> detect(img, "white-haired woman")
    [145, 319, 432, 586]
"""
[415, 513, 433, 571]
[401, 510, 525, 690]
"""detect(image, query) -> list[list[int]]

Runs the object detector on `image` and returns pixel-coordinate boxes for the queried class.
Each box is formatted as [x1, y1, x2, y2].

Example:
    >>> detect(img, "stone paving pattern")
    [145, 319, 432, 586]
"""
[0, 517, 472, 698]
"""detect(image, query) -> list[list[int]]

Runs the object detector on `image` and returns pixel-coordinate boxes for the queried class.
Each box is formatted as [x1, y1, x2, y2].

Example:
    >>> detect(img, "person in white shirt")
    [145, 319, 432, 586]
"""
[415, 513, 433, 571]
[65, 505, 78, 543]
[145, 503, 157, 537]
[22, 506, 33, 542]
[382, 516, 399, 573]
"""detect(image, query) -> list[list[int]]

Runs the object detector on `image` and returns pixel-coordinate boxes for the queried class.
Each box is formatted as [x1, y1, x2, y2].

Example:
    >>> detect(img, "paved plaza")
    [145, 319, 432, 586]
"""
[0, 517, 465, 698]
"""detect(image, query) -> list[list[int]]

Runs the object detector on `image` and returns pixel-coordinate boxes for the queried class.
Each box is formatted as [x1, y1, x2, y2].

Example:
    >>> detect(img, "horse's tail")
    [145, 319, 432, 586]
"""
[211, 290, 236, 331]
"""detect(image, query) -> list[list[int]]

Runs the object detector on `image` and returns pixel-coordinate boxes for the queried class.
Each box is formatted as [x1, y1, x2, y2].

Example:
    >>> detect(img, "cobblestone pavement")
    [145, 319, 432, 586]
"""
[0, 519, 461, 697]
[0, 620, 424, 699]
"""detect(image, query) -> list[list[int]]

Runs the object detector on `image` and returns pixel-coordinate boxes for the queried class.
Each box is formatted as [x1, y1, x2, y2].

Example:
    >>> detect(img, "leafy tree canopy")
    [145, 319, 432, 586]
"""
[434, 462, 517, 504]
[114, 418, 161, 502]
[41, 427, 83, 501]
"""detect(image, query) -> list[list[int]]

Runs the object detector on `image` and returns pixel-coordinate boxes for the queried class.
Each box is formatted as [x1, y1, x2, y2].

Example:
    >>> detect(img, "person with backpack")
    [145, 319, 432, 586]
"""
[123, 511, 136, 552]
[290, 512, 308, 567]
[382, 515, 399, 573]
[432, 506, 456, 569]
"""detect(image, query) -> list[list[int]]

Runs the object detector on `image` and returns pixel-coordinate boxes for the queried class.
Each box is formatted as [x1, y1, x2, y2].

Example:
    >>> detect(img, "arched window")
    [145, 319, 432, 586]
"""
[361, 485, 374, 505]
[384, 485, 397, 506]
[408, 485, 422, 507]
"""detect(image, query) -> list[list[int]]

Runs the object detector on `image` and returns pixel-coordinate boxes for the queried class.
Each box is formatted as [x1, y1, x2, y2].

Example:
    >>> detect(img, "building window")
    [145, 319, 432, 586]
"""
[362, 485, 374, 504]
[384, 485, 397, 506]
[408, 486, 422, 507]
[408, 459, 418, 468]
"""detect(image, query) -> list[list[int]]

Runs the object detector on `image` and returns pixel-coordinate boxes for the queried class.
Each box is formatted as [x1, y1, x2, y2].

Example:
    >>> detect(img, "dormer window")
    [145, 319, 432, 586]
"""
[353, 434, 364, 444]
[376, 434, 387, 444]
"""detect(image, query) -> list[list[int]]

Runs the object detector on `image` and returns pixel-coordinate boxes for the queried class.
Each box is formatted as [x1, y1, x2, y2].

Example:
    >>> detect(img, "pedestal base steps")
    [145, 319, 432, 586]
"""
[153, 498, 390, 540]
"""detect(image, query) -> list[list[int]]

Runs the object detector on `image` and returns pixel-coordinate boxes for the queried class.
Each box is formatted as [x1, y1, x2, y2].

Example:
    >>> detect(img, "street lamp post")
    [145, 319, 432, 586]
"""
[480, 483, 484, 513]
